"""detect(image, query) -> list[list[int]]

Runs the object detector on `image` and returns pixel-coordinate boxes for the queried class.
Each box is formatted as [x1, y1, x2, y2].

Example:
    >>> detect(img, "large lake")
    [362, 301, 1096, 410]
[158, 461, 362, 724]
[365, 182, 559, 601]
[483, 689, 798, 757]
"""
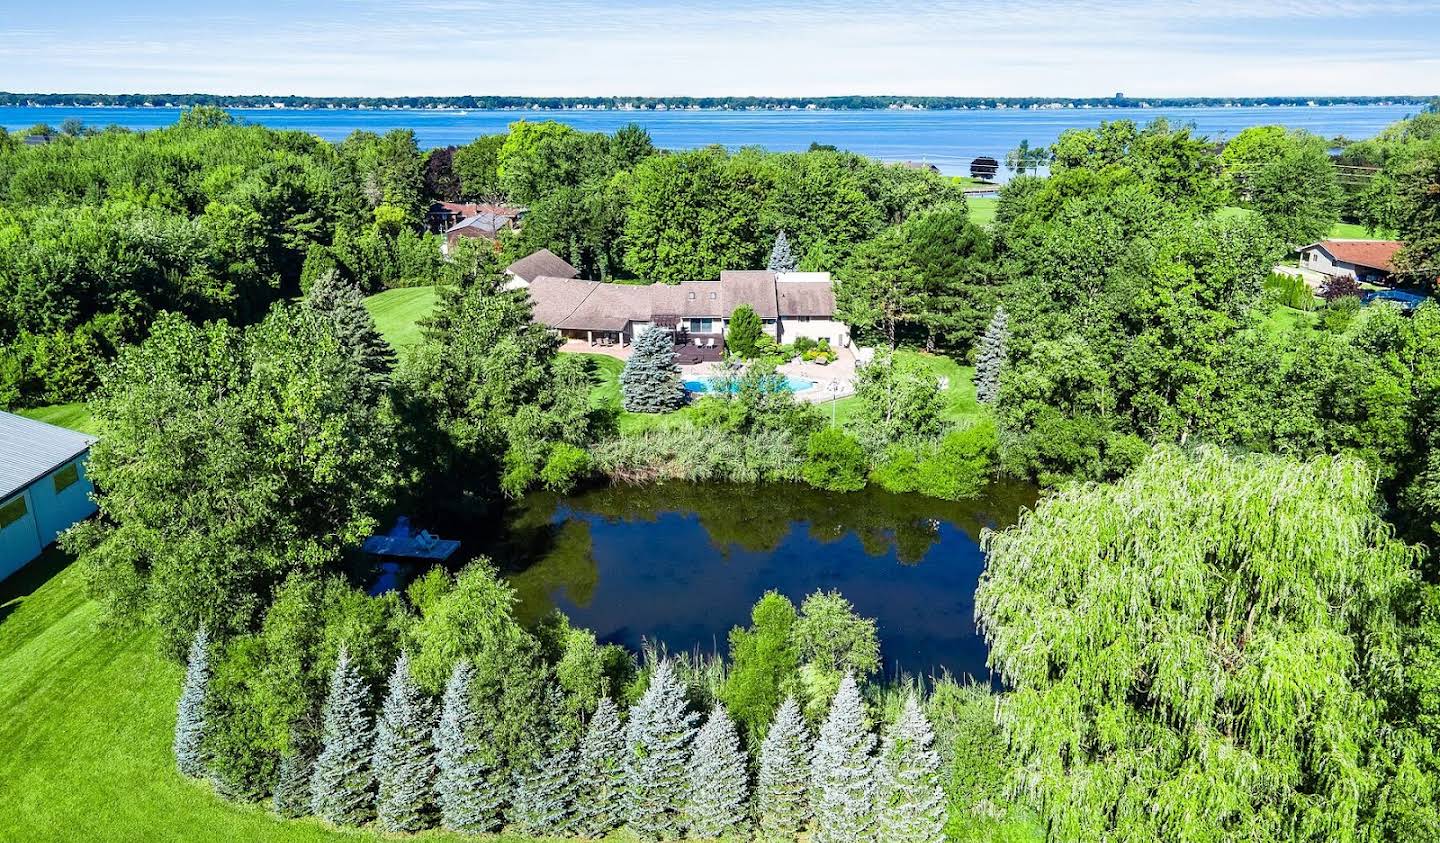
[1, 104, 1419, 176]
[476, 482, 1038, 682]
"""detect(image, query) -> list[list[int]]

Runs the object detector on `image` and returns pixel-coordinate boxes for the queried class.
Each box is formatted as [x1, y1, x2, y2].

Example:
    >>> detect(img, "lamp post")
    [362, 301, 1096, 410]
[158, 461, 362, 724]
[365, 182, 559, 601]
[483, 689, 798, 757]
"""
[826, 379, 841, 427]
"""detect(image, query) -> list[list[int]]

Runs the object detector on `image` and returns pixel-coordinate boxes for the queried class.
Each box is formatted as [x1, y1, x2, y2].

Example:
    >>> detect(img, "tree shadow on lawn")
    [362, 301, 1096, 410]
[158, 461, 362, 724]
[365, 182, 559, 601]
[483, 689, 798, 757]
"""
[0, 546, 75, 626]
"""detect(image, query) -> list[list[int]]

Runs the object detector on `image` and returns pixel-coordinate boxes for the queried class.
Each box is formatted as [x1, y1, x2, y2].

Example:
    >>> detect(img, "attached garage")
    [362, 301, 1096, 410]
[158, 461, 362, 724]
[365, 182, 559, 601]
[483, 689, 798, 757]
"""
[0, 412, 97, 581]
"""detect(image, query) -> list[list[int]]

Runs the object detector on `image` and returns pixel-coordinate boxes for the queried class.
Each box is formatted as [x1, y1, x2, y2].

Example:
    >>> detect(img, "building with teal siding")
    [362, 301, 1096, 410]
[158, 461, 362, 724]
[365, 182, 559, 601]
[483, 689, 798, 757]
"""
[0, 412, 97, 581]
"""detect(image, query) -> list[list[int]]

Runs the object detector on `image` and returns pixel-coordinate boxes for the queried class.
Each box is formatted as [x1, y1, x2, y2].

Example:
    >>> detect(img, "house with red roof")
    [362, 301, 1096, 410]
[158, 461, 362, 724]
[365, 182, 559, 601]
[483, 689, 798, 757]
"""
[1297, 239, 1404, 285]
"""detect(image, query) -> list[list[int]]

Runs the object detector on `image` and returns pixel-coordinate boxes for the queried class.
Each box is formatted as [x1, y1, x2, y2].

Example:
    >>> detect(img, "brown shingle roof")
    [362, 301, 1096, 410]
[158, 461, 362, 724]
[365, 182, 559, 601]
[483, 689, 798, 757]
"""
[720, 270, 779, 319]
[1310, 240, 1405, 272]
[507, 249, 581, 283]
[776, 281, 835, 317]
[526, 269, 834, 332]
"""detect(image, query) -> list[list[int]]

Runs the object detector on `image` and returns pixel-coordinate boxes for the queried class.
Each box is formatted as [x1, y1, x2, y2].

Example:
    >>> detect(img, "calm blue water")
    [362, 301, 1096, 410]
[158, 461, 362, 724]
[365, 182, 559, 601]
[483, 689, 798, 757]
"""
[683, 376, 815, 394]
[2, 104, 1420, 176]
[493, 482, 1038, 681]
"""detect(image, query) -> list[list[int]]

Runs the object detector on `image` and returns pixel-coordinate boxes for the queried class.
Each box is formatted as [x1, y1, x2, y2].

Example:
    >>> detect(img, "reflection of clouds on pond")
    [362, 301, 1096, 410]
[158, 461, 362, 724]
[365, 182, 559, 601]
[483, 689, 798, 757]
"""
[497, 481, 1037, 680]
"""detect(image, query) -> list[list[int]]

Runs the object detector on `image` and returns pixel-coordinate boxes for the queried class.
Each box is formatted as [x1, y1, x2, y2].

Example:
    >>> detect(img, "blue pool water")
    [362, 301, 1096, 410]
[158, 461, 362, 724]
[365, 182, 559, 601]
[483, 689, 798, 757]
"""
[684, 376, 815, 394]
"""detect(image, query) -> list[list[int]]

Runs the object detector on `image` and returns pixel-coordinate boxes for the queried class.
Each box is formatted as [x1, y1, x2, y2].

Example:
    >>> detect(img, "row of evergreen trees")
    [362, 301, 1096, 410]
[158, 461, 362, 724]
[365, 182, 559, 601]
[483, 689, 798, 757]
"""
[176, 631, 945, 840]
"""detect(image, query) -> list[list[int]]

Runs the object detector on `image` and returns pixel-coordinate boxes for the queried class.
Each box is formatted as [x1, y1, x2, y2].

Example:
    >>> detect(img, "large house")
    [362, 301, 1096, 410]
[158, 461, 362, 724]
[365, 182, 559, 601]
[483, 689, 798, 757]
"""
[517, 259, 848, 363]
[1297, 239, 1404, 284]
[0, 412, 97, 581]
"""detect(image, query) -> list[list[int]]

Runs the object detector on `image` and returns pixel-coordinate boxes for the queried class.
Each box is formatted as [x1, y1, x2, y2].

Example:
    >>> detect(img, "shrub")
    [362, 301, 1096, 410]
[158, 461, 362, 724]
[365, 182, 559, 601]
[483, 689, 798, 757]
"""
[726, 304, 764, 358]
[540, 443, 592, 492]
[802, 429, 869, 492]
[794, 336, 818, 354]
[870, 445, 923, 494]
[1263, 272, 1318, 311]
[1322, 295, 1363, 333]
[915, 420, 998, 501]
[1321, 273, 1362, 302]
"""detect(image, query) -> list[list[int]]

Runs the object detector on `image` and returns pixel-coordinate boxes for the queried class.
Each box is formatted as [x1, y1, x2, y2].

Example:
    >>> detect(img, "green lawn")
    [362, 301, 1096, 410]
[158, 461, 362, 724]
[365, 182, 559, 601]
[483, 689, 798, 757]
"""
[1261, 305, 1320, 338]
[17, 403, 99, 436]
[0, 552, 538, 842]
[968, 197, 998, 228]
[1218, 206, 1394, 240]
[363, 285, 438, 352]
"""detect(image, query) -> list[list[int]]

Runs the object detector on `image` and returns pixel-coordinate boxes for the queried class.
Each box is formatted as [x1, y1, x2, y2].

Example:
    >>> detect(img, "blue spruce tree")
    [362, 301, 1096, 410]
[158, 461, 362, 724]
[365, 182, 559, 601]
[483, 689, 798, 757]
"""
[621, 326, 685, 413]
[768, 230, 798, 273]
[310, 647, 375, 826]
[433, 659, 504, 834]
[876, 694, 946, 842]
[624, 660, 698, 839]
[272, 736, 318, 819]
[684, 704, 750, 839]
[756, 696, 813, 840]
[974, 306, 1008, 404]
[508, 730, 579, 836]
[373, 652, 436, 832]
[575, 696, 627, 837]
[810, 674, 877, 843]
[173, 626, 211, 778]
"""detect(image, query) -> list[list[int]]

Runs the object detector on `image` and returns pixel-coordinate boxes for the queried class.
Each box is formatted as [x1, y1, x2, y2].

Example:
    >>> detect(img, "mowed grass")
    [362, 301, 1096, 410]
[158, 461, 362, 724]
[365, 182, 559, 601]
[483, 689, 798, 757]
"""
[0, 552, 539, 842]
[17, 403, 98, 436]
[1218, 206, 1394, 240]
[968, 197, 998, 228]
[363, 285, 438, 352]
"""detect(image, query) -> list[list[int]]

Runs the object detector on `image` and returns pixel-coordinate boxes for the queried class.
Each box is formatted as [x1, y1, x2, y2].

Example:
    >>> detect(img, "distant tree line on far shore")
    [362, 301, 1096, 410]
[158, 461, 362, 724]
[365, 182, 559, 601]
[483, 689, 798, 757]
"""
[1, 91, 1435, 111]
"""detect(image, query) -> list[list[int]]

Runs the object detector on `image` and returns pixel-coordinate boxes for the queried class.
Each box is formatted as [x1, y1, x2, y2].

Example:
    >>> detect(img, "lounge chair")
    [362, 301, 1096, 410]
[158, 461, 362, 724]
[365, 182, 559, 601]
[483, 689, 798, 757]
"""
[706, 338, 715, 348]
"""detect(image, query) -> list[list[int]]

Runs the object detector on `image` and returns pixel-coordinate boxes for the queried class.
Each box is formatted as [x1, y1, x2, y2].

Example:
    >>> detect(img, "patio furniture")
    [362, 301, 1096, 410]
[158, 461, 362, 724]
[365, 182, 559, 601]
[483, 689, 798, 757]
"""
[706, 338, 715, 348]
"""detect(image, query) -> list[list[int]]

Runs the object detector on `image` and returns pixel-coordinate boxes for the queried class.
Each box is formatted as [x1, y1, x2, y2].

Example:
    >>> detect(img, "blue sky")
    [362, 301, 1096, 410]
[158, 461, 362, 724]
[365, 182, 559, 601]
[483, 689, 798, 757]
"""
[4, 1, 1438, 96]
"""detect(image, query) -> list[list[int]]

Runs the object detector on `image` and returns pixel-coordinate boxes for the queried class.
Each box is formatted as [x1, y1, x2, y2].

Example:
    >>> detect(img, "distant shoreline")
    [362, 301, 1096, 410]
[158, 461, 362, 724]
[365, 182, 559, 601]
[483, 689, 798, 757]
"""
[1, 93, 1433, 112]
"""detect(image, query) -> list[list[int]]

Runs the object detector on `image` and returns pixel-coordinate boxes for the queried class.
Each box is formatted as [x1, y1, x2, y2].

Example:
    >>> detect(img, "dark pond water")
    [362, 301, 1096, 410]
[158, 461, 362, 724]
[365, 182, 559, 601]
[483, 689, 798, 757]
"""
[473, 481, 1037, 682]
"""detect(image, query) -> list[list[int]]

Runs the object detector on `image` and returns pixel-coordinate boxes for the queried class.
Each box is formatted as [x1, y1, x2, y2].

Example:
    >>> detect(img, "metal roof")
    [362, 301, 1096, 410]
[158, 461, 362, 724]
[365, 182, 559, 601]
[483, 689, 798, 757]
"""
[0, 412, 96, 501]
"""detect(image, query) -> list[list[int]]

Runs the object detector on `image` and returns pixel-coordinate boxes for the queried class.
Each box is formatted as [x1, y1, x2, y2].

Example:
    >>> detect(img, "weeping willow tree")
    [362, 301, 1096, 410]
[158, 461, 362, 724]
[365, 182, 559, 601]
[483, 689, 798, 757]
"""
[975, 446, 1420, 842]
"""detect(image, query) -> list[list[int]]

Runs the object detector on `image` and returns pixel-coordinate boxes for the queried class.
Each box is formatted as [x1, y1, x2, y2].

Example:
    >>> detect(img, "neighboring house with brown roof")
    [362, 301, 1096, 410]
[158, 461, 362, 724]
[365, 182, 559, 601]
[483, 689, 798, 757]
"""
[898, 160, 942, 174]
[521, 257, 847, 360]
[443, 207, 525, 254]
[504, 249, 581, 290]
[1298, 239, 1404, 284]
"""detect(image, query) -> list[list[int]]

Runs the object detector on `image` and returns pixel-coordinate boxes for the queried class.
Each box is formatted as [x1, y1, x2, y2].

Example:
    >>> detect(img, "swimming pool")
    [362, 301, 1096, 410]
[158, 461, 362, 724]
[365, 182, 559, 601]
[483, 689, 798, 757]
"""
[683, 376, 816, 394]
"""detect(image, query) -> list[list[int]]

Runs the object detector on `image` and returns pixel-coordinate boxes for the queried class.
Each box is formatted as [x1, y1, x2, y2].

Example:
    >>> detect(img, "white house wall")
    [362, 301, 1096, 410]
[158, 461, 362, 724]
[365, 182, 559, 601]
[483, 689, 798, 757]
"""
[780, 318, 849, 347]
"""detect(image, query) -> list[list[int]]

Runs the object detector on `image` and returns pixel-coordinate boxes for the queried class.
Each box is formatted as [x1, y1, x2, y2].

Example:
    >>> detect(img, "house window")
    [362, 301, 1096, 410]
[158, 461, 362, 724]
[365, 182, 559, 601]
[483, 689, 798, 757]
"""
[797, 316, 811, 323]
[0, 496, 25, 530]
[53, 463, 80, 494]
[689, 318, 715, 333]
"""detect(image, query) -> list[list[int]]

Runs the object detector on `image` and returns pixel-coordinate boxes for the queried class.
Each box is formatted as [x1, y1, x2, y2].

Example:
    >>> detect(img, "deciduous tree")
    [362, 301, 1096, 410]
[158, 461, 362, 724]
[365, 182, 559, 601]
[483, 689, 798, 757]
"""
[976, 446, 1420, 841]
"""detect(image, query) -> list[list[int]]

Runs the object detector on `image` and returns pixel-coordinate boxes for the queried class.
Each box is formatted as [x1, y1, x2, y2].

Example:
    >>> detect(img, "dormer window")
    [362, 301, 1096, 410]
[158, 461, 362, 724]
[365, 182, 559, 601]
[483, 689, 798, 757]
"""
[688, 292, 696, 300]
[709, 292, 717, 299]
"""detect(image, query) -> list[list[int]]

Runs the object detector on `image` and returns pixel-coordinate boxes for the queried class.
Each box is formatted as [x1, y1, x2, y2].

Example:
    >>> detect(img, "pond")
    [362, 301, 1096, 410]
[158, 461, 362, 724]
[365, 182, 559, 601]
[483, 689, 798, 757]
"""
[472, 481, 1038, 682]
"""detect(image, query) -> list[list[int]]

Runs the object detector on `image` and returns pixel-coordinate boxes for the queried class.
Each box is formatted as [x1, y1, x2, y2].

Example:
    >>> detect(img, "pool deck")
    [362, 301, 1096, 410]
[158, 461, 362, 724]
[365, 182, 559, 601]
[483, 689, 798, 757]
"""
[678, 345, 857, 403]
